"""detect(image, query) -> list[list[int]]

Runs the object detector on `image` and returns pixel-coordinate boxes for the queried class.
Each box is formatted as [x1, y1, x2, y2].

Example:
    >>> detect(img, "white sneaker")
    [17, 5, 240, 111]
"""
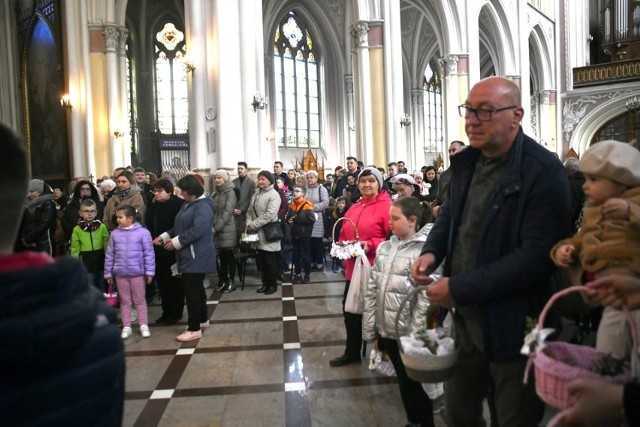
[121, 327, 132, 339]
[140, 325, 151, 338]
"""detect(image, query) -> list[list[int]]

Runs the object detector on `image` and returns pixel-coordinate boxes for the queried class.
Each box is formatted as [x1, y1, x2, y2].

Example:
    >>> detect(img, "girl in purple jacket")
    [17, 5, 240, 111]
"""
[105, 205, 155, 339]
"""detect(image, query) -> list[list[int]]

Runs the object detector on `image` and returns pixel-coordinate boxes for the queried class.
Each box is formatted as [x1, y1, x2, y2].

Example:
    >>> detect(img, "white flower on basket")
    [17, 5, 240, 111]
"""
[330, 240, 365, 260]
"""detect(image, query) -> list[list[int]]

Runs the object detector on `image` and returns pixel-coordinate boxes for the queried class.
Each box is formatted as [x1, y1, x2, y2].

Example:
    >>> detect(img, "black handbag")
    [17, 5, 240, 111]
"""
[263, 220, 284, 242]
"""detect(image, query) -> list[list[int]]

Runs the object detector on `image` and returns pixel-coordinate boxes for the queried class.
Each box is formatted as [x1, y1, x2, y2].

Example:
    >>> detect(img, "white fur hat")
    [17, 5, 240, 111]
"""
[580, 140, 640, 187]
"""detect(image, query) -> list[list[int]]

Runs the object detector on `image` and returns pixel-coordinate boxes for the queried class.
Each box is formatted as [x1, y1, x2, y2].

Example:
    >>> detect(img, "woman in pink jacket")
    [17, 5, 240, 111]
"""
[329, 167, 391, 367]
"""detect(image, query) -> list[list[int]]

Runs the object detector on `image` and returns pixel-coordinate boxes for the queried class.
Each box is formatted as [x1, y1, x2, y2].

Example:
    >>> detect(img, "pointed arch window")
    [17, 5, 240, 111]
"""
[423, 63, 443, 152]
[154, 23, 188, 134]
[273, 11, 321, 148]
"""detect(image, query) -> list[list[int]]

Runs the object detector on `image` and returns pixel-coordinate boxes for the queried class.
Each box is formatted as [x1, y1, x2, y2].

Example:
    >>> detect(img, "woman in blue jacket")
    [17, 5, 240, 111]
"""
[156, 175, 216, 342]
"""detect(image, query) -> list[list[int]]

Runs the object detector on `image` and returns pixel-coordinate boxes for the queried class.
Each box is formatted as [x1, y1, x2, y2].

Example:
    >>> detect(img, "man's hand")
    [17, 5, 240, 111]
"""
[560, 378, 624, 427]
[163, 240, 175, 251]
[153, 236, 164, 246]
[426, 278, 455, 308]
[411, 253, 437, 286]
[586, 274, 640, 310]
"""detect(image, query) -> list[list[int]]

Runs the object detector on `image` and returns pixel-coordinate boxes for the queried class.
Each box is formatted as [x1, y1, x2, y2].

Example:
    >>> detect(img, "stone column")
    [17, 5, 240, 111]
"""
[344, 74, 355, 158]
[540, 90, 558, 154]
[117, 28, 130, 166]
[351, 22, 374, 165]
[104, 25, 124, 169]
[185, 0, 208, 169]
[440, 53, 468, 147]
[411, 89, 424, 172]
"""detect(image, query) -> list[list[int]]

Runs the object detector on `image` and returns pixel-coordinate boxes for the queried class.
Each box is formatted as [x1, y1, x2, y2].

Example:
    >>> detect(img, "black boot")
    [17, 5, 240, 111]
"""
[216, 280, 228, 292]
[223, 281, 236, 293]
[256, 285, 267, 293]
[264, 286, 277, 295]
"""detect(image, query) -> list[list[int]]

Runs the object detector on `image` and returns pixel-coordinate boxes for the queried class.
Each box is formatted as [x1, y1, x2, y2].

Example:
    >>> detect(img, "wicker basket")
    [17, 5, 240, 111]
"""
[395, 285, 458, 383]
[330, 216, 364, 260]
[104, 282, 118, 307]
[524, 285, 638, 409]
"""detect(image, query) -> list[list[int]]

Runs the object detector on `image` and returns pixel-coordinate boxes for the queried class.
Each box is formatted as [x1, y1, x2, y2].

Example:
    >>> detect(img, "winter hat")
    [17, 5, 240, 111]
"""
[335, 165, 343, 172]
[152, 178, 174, 194]
[29, 179, 45, 194]
[257, 170, 275, 185]
[214, 169, 230, 182]
[390, 173, 420, 192]
[580, 140, 640, 187]
[358, 166, 383, 188]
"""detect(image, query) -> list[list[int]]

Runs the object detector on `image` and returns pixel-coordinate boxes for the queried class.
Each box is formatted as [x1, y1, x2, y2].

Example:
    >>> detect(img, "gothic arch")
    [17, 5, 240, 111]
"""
[529, 24, 553, 90]
[570, 95, 640, 155]
[263, 1, 349, 157]
[478, 1, 517, 76]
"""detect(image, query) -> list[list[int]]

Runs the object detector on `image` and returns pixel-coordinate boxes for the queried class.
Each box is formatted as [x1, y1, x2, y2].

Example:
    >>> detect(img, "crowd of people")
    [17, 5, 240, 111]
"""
[2, 76, 639, 426]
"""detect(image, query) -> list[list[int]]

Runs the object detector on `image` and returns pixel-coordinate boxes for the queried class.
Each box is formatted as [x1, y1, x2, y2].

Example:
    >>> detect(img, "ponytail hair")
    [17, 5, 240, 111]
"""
[392, 196, 433, 230]
[116, 205, 142, 223]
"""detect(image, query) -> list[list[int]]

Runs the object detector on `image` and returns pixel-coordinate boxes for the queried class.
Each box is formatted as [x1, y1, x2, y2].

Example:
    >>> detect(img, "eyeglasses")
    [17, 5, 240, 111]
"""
[458, 104, 517, 121]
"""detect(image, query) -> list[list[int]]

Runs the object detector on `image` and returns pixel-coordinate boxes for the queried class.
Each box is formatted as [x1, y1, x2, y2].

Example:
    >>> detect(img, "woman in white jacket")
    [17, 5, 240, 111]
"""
[362, 197, 440, 427]
[245, 170, 282, 295]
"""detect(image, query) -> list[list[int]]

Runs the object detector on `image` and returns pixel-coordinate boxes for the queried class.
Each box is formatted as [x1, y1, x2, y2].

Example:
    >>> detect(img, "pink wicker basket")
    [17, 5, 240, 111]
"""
[104, 282, 119, 308]
[524, 285, 638, 409]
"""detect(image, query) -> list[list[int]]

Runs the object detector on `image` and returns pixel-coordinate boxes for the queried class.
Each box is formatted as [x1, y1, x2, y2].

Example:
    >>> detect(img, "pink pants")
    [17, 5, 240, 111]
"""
[117, 276, 148, 327]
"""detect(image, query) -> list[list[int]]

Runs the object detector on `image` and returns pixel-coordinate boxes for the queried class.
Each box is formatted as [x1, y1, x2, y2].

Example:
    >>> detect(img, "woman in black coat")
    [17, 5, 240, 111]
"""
[144, 179, 185, 324]
[423, 166, 439, 203]
[62, 180, 104, 243]
[15, 179, 57, 254]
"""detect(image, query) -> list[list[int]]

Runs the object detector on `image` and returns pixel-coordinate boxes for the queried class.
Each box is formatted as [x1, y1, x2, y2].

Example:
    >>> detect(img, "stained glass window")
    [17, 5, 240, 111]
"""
[273, 11, 321, 148]
[423, 63, 443, 153]
[154, 23, 188, 134]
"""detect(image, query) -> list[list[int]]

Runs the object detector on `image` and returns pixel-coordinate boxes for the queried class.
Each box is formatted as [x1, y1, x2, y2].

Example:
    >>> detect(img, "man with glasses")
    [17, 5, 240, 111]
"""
[412, 76, 571, 427]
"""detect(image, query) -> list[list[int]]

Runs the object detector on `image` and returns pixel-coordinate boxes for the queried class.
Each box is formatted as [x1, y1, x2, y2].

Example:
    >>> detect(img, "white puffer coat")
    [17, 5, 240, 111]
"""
[246, 184, 281, 252]
[362, 223, 442, 341]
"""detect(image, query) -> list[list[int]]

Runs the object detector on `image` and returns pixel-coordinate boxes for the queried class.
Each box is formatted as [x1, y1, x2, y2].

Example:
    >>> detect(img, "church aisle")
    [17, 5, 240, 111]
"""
[121, 269, 450, 426]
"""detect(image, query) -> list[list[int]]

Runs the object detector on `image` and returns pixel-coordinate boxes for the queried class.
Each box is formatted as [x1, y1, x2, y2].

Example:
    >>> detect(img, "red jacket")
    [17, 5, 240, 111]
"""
[339, 191, 392, 280]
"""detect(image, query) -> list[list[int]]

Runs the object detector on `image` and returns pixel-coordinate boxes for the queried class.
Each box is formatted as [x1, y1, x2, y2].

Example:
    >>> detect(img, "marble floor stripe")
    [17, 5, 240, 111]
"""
[173, 383, 285, 397]
[156, 355, 193, 389]
[285, 391, 312, 427]
[132, 398, 170, 427]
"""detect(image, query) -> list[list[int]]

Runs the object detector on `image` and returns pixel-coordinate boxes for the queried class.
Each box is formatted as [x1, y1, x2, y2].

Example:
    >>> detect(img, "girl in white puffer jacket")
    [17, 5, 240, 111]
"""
[362, 197, 440, 427]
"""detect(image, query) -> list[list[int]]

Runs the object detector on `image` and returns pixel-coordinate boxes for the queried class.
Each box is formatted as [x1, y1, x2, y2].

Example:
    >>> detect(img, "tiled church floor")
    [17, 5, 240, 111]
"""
[122, 265, 557, 426]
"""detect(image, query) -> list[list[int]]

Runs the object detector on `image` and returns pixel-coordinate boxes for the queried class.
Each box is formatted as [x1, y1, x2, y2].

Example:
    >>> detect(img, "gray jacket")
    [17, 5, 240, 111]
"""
[232, 175, 256, 231]
[211, 181, 237, 249]
[363, 224, 441, 341]
[304, 184, 329, 238]
[246, 185, 281, 252]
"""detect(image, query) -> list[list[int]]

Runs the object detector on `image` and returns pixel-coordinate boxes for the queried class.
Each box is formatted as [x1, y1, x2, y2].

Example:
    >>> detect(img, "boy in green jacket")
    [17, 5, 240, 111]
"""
[71, 199, 110, 290]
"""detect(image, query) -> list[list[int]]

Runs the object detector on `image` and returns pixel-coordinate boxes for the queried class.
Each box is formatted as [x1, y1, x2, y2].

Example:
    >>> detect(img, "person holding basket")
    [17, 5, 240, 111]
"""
[329, 167, 392, 367]
[363, 197, 439, 426]
[411, 77, 571, 426]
